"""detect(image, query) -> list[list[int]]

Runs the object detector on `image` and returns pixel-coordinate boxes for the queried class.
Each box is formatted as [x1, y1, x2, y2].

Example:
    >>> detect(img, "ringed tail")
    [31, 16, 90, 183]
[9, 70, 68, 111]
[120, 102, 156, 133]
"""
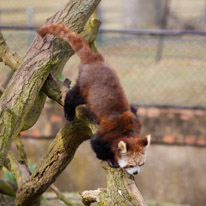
[37, 23, 104, 64]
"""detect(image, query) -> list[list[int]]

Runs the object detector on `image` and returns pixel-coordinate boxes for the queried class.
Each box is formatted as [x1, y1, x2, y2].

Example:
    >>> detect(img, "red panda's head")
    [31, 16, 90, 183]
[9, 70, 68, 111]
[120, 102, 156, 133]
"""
[112, 135, 151, 175]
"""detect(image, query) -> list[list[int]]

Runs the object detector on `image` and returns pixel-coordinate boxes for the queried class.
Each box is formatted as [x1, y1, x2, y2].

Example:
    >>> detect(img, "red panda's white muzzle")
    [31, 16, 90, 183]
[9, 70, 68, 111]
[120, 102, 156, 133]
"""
[125, 166, 141, 175]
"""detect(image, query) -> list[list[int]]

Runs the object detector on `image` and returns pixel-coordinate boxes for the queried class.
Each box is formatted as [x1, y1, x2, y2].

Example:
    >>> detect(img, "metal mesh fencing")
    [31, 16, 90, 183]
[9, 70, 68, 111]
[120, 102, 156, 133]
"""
[67, 31, 206, 109]
[1, 29, 206, 109]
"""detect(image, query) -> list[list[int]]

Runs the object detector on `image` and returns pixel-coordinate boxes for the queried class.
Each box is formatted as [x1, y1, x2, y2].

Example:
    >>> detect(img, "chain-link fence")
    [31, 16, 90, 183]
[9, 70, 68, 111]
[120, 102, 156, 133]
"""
[97, 31, 206, 109]
[1, 28, 206, 109]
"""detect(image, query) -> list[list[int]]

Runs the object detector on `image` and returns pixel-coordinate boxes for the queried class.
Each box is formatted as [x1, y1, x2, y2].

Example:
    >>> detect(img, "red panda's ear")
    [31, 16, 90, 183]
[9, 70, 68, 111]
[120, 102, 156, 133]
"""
[118, 141, 127, 154]
[141, 134, 151, 148]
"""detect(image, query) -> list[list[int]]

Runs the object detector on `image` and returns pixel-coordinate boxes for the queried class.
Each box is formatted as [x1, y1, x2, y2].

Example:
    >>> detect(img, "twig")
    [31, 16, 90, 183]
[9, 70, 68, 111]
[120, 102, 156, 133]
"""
[80, 189, 101, 206]
[0, 32, 22, 70]
[7, 152, 30, 188]
[50, 184, 75, 206]
[0, 179, 17, 197]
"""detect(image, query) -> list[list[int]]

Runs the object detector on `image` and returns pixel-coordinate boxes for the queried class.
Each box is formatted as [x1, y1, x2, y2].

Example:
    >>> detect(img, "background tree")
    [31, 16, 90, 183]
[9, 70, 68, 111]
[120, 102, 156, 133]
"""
[122, 0, 167, 29]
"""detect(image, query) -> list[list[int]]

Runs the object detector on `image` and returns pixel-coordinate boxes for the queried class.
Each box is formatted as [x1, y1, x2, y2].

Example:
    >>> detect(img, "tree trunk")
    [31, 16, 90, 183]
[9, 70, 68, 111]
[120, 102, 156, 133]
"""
[81, 162, 146, 206]
[0, 1, 149, 206]
[122, 0, 166, 29]
[0, 0, 100, 169]
[16, 113, 93, 206]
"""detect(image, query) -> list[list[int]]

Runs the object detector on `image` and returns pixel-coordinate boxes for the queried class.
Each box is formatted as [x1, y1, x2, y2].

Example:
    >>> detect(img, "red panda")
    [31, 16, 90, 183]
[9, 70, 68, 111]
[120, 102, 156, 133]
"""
[37, 23, 151, 175]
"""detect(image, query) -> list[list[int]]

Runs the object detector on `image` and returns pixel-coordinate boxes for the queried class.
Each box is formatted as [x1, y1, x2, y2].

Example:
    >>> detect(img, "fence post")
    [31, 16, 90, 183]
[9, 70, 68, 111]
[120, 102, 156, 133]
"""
[155, 0, 171, 62]
[26, 7, 34, 45]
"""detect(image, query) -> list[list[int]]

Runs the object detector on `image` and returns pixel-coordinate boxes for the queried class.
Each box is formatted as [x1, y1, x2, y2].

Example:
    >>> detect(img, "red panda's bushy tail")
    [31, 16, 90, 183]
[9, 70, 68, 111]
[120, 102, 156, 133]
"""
[37, 23, 103, 64]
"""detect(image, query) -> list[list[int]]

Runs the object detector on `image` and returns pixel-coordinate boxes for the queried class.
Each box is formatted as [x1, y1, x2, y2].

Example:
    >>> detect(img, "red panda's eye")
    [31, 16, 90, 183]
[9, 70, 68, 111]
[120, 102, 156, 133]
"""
[139, 163, 145, 167]
[129, 164, 135, 168]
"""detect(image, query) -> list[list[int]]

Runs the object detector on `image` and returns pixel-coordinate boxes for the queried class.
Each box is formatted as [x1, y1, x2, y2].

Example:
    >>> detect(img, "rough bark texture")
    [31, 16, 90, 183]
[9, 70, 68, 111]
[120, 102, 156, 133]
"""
[81, 162, 146, 206]
[0, 0, 101, 168]
[0, 16, 100, 130]
[0, 33, 22, 70]
[16, 113, 93, 206]
[0, 1, 148, 206]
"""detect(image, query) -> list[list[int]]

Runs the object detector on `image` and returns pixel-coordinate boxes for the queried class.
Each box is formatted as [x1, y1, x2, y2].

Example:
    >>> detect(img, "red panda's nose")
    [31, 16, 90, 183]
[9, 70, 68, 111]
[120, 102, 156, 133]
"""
[133, 171, 139, 175]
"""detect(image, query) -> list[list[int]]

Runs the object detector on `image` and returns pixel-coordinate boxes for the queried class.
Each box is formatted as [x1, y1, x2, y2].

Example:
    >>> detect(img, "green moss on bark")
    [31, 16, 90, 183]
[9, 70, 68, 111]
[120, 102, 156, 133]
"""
[0, 0, 101, 169]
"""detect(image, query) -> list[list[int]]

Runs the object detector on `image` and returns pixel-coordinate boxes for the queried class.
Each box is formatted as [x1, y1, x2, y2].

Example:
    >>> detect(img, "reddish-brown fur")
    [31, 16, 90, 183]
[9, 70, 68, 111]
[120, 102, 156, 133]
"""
[37, 24, 147, 168]
[37, 23, 103, 64]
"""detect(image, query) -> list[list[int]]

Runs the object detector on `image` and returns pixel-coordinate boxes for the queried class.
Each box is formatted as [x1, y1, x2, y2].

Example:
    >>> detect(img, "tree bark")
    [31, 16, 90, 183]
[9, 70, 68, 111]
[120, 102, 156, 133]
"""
[16, 111, 93, 206]
[0, 33, 22, 70]
[0, 1, 148, 206]
[81, 162, 146, 206]
[0, 0, 101, 169]
[0, 17, 100, 130]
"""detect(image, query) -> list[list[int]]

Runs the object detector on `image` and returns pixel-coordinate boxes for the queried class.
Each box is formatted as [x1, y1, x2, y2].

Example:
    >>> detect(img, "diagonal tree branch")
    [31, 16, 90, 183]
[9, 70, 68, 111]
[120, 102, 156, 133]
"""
[15, 108, 93, 206]
[50, 184, 75, 206]
[0, 0, 101, 169]
[7, 151, 30, 188]
[0, 179, 16, 197]
[81, 162, 146, 206]
[0, 16, 101, 128]
[0, 33, 22, 70]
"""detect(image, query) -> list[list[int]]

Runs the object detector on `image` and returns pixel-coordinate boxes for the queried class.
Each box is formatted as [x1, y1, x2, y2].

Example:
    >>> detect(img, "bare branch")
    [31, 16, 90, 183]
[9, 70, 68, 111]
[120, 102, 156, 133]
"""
[16, 114, 93, 206]
[7, 152, 30, 188]
[0, 0, 101, 169]
[81, 162, 146, 206]
[50, 184, 75, 206]
[0, 180, 16, 197]
[0, 33, 22, 70]
[42, 74, 71, 106]
[81, 189, 101, 206]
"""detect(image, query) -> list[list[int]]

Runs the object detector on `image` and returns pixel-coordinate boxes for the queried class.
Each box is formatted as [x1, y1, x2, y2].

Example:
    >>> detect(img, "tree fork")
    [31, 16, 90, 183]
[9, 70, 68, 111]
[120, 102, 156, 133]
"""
[81, 162, 146, 206]
[15, 108, 93, 206]
[0, 0, 101, 168]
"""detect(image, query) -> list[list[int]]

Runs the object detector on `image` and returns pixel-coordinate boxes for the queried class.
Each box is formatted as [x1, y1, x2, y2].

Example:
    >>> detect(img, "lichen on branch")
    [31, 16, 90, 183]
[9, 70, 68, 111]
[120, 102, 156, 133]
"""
[0, 0, 101, 169]
[16, 110, 93, 206]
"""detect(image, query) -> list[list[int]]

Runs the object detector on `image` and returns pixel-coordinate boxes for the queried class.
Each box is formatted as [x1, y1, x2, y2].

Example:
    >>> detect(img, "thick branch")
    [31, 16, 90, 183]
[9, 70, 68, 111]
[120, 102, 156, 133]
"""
[0, 33, 22, 70]
[0, 180, 16, 197]
[16, 109, 93, 206]
[0, 0, 101, 168]
[7, 152, 30, 188]
[0, 17, 100, 131]
[81, 162, 146, 206]
[42, 74, 71, 106]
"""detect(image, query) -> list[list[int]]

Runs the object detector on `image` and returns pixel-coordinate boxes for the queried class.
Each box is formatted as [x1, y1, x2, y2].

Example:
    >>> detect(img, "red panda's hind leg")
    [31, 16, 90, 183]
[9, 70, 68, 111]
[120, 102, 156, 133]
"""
[64, 85, 85, 121]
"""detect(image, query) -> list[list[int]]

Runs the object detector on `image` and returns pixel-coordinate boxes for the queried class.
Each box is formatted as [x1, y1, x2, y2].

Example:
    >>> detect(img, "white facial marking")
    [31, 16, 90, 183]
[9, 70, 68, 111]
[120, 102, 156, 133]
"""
[126, 166, 141, 175]
[118, 158, 128, 168]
